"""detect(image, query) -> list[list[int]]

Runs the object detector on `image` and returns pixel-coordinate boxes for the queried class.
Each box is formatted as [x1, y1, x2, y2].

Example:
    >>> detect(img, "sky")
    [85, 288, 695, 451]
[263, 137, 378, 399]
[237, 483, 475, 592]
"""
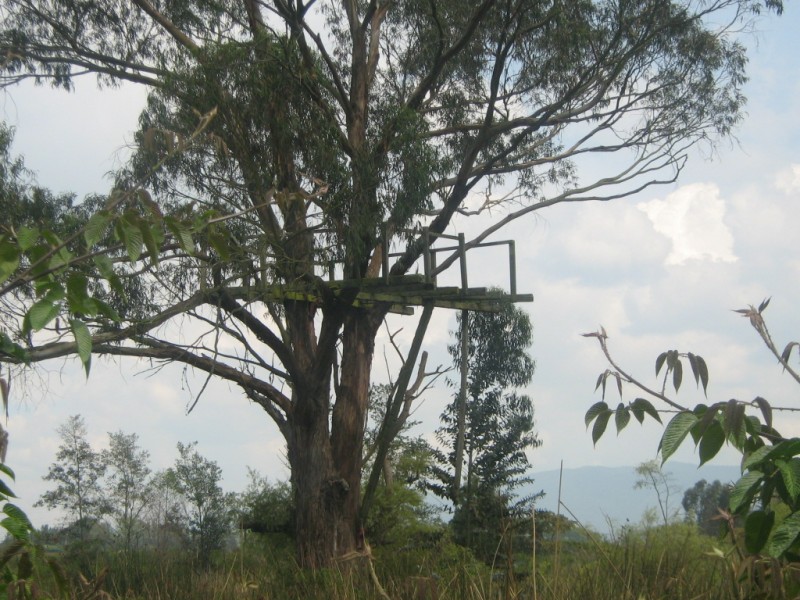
[1, 6, 799, 527]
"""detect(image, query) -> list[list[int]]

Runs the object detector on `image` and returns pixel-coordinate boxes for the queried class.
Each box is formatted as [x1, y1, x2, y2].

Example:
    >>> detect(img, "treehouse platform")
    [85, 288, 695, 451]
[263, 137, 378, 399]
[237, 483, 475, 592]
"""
[256, 229, 533, 314]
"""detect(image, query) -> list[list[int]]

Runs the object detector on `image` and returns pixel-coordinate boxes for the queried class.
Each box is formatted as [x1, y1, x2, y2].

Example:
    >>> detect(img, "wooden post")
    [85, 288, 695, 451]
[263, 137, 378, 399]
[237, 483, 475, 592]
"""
[452, 308, 469, 505]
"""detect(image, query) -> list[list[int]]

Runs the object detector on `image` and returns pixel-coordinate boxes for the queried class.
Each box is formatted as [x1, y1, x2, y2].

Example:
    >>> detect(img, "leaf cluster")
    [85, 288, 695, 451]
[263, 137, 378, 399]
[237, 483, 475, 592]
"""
[585, 300, 800, 564]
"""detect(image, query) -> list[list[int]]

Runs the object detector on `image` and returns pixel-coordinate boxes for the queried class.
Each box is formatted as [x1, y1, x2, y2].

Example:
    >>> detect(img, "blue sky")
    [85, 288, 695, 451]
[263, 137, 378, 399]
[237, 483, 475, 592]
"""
[1, 6, 799, 526]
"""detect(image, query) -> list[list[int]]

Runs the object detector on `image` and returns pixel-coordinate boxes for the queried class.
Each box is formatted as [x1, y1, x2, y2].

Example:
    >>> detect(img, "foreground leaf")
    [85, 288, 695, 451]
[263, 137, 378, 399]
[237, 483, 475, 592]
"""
[659, 411, 698, 463]
[767, 511, 800, 558]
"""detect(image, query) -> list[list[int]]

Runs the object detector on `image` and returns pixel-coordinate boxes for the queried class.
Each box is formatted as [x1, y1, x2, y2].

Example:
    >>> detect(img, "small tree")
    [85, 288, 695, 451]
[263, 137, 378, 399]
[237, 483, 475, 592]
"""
[682, 479, 731, 536]
[36, 415, 107, 545]
[430, 304, 541, 557]
[169, 442, 229, 566]
[236, 468, 294, 538]
[101, 430, 152, 552]
[634, 459, 679, 526]
[145, 469, 186, 552]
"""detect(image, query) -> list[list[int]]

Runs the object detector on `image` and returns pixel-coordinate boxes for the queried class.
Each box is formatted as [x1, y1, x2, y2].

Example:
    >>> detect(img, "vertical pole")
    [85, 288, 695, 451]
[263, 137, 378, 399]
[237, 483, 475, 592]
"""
[509, 241, 517, 298]
[458, 233, 468, 293]
[423, 227, 431, 285]
[382, 223, 389, 283]
[452, 309, 469, 505]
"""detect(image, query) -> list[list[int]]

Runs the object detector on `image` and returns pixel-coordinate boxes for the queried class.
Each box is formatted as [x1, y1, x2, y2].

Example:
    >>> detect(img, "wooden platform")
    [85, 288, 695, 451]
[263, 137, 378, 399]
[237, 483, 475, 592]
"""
[234, 275, 532, 314]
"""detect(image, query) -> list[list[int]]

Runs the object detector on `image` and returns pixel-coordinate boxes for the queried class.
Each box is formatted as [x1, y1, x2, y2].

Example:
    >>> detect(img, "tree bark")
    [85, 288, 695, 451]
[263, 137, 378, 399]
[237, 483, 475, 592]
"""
[286, 308, 378, 568]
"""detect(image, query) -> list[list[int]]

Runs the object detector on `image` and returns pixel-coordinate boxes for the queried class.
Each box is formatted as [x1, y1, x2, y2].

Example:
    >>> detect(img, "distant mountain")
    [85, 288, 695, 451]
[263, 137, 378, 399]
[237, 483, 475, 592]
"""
[524, 462, 741, 534]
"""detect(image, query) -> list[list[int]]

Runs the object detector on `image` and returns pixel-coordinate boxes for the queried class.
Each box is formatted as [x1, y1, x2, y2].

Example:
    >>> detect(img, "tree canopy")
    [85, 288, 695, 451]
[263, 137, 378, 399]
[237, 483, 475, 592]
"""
[0, 0, 783, 567]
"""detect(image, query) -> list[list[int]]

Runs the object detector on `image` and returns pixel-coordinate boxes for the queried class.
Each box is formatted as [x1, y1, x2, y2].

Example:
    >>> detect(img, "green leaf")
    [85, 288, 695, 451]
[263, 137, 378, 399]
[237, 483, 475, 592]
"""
[26, 296, 61, 332]
[84, 210, 112, 247]
[69, 319, 92, 377]
[772, 439, 800, 458]
[615, 403, 630, 434]
[753, 396, 773, 429]
[585, 402, 608, 428]
[66, 272, 94, 315]
[655, 352, 668, 376]
[672, 359, 683, 393]
[208, 230, 232, 261]
[631, 398, 662, 424]
[745, 510, 774, 554]
[0, 464, 15, 479]
[729, 470, 763, 513]
[140, 221, 164, 266]
[659, 411, 698, 463]
[743, 444, 774, 471]
[166, 218, 194, 254]
[16, 226, 39, 251]
[3, 503, 32, 530]
[723, 400, 747, 450]
[90, 298, 120, 322]
[696, 355, 709, 395]
[767, 511, 800, 558]
[592, 410, 612, 446]
[698, 420, 726, 466]
[0, 239, 20, 285]
[781, 343, 799, 369]
[1, 516, 30, 541]
[776, 458, 800, 503]
[0, 477, 17, 499]
[121, 219, 144, 262]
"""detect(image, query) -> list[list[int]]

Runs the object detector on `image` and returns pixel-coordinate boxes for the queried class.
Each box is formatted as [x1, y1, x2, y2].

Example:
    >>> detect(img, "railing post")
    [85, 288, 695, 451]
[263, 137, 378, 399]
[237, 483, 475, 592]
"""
[458, 233, 468, 294]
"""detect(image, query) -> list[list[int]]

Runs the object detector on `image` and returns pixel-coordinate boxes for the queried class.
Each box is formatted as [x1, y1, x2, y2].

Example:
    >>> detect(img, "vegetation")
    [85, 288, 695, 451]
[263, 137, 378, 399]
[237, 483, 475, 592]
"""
[585, 300, 800, 594]
[429, 303, 541, 562]
[683, 479, 732, 536]
[0, 0, 783, 568]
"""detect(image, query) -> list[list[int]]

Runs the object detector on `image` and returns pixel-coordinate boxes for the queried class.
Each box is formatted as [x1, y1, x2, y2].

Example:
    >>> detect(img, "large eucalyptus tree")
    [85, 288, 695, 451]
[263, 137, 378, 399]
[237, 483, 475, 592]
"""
[0, 0, 781, 566]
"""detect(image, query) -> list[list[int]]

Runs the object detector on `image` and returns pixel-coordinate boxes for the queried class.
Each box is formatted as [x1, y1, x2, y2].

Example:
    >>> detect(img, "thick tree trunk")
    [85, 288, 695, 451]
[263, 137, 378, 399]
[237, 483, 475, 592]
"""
[288, 414, 346, 568]
[288, 310, 378, 568]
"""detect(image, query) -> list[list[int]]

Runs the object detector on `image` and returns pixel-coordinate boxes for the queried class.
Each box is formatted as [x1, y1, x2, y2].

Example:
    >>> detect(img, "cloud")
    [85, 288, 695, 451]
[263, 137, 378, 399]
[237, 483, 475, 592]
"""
[638, 183, 737, 266]
[776, 164, 800, 194]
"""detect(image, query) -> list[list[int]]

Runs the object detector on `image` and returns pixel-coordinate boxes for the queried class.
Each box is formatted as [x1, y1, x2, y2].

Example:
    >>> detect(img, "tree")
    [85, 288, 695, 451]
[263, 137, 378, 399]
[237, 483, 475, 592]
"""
[35, 415, 107, 545]
[235, 468, 294, 538]
[362, 384, 438, 545]
[634, 459, 679, 526]
[168, 442, 230, 566]
[101, 430, 152, 552]
[0, 0, 783, 567]
[429, 304, 541, 555]
[144, 469, 186, 552]
[682, 479, 731, 536]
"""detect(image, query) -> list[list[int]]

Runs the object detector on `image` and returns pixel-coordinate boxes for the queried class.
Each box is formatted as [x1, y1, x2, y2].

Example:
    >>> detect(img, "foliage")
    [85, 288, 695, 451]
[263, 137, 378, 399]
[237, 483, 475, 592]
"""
[0, 122, 213, 376]
[235, 469, 294, 538]
[634, 460, 680, 526]
[361, 383, 437, 546]
[167, 442, 230, 567]
[429, 304, 541, 560]
[35, 415, 107, 546]
[683, 479, 732, 536]
[101, 431, 152, 553]
[585, 299, 800, 572]
[0, 0, 785, 567]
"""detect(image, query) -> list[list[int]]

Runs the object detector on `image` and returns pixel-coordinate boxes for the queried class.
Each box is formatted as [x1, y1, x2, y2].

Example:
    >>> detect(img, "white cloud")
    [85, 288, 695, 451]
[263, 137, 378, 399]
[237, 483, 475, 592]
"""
[638, 183, 737, 266]
[776, 164, 800, 194]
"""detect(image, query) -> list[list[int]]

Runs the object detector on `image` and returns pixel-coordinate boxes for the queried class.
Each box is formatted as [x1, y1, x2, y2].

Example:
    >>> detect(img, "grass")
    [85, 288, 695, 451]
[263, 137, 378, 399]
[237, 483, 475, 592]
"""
[9, 521, 783, 599]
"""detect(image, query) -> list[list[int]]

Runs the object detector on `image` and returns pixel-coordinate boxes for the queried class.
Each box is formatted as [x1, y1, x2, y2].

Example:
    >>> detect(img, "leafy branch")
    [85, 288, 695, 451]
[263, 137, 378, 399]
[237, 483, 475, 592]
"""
[584, 298, 800, 561]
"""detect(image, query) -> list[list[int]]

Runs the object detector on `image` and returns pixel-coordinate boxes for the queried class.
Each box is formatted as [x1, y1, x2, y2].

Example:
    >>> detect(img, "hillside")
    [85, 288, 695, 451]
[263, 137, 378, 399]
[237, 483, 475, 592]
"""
[525, 462, 741, 533]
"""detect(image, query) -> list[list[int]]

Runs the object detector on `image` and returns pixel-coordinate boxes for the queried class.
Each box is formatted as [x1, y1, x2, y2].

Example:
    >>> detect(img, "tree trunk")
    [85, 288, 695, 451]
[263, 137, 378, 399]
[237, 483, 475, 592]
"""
[288, 310, 378, 568]
[288, 413, 345, 568]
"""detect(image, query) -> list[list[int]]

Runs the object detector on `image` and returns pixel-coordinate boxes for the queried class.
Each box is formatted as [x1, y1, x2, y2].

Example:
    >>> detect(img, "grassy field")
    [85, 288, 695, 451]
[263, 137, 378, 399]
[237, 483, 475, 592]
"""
[11, 519, 800, 600]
